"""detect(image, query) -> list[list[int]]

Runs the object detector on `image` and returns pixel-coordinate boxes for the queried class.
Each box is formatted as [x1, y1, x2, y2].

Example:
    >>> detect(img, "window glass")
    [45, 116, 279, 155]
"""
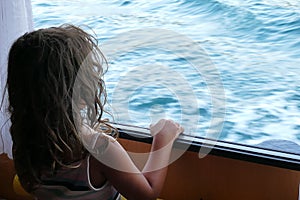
[31, 0, 300, 156]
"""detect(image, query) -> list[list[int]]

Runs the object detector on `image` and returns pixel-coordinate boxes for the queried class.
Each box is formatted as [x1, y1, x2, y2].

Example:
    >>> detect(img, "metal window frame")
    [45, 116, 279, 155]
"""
[113, 123, 300, 171]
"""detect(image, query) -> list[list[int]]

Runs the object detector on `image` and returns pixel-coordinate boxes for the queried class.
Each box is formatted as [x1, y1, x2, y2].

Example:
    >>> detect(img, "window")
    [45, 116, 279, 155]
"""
[31, 0, 300, 168]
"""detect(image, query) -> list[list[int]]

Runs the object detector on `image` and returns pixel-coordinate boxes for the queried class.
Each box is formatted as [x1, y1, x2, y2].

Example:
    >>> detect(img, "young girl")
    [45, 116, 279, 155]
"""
[6, 24, 184, 200]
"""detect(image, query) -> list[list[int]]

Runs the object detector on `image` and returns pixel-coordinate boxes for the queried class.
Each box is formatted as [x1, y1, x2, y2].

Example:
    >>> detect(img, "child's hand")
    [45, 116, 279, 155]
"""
[150, 119, 184, 145]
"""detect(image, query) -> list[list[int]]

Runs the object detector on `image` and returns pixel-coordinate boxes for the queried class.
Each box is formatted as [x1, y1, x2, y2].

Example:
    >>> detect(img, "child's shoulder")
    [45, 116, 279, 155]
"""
[80, 124, 117, 155]
[81, 124, 116, 140]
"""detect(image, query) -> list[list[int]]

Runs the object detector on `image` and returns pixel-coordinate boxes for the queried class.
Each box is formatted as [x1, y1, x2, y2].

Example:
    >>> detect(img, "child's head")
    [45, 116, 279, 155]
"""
[6, 24, 107, 191]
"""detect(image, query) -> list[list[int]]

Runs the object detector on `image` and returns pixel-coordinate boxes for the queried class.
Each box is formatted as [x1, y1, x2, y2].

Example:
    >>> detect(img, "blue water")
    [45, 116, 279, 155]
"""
[31, 0, 300, 148]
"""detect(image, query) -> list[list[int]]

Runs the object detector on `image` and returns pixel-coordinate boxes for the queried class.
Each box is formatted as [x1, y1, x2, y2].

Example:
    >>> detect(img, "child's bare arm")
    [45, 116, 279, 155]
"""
[86, 119, 183, 200]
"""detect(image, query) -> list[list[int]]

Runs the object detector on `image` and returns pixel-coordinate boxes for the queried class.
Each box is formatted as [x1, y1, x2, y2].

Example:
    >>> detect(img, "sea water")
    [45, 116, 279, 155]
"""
[31, 0, 300, 149]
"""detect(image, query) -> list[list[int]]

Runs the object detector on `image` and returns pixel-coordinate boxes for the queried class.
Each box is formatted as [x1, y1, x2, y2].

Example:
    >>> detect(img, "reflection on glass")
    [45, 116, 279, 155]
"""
[32, 0, 300, 155]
